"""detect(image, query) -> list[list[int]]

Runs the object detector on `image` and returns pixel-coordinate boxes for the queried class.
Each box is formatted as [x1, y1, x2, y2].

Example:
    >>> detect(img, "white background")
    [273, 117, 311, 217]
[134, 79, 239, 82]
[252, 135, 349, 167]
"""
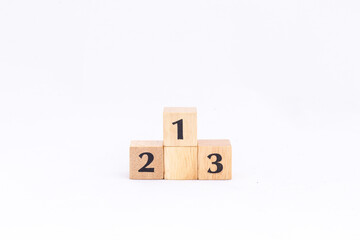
[0, 0, 359, 239]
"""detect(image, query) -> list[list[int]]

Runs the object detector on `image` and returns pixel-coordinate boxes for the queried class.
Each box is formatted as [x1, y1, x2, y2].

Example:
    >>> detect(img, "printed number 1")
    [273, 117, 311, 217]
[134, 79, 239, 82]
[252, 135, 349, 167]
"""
[172, 119, 183, 140]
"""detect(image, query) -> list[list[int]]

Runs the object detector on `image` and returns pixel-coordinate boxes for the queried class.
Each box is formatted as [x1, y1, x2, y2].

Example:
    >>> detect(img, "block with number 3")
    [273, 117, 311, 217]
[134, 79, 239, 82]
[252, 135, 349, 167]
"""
[129, 140, 164, 179]
[198, 139, 232, 180]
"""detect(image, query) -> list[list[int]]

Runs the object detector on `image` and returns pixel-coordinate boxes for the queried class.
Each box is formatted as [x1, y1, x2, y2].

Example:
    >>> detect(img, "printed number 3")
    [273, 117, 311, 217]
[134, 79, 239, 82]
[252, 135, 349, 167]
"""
[207, 153, 223, 173]
[172, 119, 183, 140]
[138, 152, 154, 172]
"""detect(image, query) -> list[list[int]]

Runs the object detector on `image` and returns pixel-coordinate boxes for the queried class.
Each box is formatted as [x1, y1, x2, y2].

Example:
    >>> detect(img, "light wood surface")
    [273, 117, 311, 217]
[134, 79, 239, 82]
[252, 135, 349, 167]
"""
[163, 107, 197, 146]
[129, 140, 163, 179]
[198, 139, 232, 180]
[164, 146, 197, 180]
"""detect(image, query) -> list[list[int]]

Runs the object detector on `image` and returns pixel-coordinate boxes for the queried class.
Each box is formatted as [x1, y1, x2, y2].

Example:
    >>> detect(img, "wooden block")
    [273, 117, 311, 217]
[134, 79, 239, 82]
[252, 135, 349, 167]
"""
[164, 146, 197, 180]
[198, 139, 232, 180]
[163, 107, 197, 146]
[129, 140, 163, 179]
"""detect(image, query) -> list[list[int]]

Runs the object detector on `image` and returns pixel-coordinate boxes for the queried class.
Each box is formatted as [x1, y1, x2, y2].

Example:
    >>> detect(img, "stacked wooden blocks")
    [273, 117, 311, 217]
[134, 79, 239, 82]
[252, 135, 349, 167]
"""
[130, 107, 231, 180]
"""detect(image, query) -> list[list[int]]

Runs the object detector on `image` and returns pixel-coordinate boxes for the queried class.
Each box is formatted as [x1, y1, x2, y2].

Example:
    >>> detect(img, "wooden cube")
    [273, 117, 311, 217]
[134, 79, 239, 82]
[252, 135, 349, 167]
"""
[163, 107, 197, 146]
[198, 140, 232, 180]
[129, 140, 163, 179]
[164, 147, 197, 180]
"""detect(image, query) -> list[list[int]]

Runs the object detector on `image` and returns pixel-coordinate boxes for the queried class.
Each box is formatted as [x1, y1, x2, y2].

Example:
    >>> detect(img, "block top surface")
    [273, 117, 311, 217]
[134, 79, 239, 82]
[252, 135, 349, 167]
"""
[163, 107, 197, 113]
[130, 140, 163, 147]
[198, 139, 231, 146]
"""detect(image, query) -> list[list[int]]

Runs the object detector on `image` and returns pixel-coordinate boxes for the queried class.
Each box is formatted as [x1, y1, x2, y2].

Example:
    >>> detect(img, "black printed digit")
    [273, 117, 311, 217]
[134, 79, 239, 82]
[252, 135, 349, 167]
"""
[138, 152, 154, 172]
[172, 119, 183, 140]
[207, 153, 223, 173]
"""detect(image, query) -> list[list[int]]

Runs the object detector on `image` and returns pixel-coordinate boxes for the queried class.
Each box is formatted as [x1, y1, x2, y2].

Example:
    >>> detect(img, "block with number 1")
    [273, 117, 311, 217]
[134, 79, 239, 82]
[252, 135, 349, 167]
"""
[163, 107, 197, 146]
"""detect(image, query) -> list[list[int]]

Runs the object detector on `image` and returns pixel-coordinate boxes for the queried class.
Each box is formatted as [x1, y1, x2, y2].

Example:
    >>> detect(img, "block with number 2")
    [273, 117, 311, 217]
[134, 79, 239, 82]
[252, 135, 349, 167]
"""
[129, 141, 164, 180]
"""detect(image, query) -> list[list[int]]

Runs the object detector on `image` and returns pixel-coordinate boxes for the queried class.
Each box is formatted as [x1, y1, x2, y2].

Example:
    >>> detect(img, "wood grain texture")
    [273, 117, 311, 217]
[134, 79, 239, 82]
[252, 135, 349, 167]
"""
[164, 146, 197, 180]
[198, 139, 232, 180]
[163, 107, 197, 147]
[129, 140, 163, 179]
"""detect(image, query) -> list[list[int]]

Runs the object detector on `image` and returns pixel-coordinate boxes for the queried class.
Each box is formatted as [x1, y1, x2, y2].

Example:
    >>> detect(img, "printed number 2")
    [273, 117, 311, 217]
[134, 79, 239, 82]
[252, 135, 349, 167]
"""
[172, 119, 183, 140]
[138, 152, 154, 172]
[207, 153, 223, 173]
